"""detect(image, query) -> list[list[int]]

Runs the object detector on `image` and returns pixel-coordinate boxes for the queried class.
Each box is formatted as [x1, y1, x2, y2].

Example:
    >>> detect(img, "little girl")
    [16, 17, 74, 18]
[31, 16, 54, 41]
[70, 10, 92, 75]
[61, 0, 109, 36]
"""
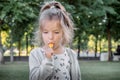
[29, 1, 81, 80]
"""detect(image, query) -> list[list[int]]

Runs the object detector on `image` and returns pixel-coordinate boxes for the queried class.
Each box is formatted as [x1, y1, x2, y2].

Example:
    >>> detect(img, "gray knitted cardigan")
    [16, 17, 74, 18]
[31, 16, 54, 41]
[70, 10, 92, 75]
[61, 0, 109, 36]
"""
[29, 48, 81, 80]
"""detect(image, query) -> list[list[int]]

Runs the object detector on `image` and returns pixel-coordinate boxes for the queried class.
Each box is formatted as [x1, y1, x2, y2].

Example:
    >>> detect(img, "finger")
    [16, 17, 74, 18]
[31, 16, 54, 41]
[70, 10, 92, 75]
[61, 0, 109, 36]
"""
[51, 53, 53, 55]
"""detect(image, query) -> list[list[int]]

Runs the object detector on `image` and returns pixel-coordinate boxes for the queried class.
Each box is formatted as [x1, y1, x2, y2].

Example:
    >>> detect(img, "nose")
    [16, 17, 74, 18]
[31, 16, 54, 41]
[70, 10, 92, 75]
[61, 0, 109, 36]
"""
[49, 32, 54, 40]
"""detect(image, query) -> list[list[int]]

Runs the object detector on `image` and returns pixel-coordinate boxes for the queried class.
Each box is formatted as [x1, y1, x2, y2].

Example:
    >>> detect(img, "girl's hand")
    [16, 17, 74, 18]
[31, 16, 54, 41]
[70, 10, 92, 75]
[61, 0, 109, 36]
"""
[44, 47, 54, 59]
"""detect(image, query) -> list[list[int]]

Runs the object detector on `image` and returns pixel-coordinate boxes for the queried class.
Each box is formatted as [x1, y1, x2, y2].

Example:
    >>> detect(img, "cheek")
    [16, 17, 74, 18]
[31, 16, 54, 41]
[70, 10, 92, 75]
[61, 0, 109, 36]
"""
[42, 34, 47, 43]
[56, 34, 63, 42]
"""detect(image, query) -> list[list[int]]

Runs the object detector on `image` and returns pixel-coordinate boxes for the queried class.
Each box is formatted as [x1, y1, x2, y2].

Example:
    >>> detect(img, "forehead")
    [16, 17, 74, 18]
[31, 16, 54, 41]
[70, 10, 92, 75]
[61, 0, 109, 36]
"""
[41, 19, 62, 30]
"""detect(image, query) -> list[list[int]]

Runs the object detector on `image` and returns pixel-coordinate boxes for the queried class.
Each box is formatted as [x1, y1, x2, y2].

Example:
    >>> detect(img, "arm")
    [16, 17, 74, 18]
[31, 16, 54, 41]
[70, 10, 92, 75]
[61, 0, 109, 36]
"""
[68, 49, 81, 80]
[29, 49, 54, 80]
[72, 50, 81, 80]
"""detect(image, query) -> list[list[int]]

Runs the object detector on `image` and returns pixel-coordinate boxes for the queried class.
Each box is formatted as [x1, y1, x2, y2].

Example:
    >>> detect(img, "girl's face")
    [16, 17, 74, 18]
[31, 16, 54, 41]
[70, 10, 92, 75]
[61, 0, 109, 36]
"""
[41, 19, 63, 49]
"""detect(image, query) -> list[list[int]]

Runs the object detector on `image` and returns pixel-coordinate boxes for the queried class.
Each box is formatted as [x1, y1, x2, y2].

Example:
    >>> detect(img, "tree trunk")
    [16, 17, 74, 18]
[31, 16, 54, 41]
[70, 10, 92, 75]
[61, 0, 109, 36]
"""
[77, 37, 81, 58]
[26, 35, 28, 56]
[0, 52, 3, 64]
[94, 36, 98, 57]
[18, 40, 21, 60]
[0, 49, 5, 64]
[107, 13, 112, 61]
[0, 29, 5, 64]
[99, 39, 102, 56]
[107, 27, 112, 61]
[10, 33, 14, 62]
[10, 47, 14, 62]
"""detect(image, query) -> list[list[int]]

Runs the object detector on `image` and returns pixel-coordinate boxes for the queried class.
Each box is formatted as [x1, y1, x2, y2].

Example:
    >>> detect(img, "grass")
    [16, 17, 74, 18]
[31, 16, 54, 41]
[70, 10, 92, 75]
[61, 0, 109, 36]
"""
[0, 61, 29, 80]
[0, 61, 120, 80]
[80, 61, 120, 80]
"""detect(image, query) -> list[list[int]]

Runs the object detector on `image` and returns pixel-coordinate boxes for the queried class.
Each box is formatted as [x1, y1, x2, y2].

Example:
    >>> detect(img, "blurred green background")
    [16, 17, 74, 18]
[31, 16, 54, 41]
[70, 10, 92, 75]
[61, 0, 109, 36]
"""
[0, 0, 120, 80]
[0, 61, 120, 80]
[0, 0, 120, 61]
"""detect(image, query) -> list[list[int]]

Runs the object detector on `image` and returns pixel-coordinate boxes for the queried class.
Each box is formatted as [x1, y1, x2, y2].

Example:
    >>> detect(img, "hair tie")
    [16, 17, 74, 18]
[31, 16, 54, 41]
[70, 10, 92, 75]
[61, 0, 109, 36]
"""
[50, 5, 55, 9]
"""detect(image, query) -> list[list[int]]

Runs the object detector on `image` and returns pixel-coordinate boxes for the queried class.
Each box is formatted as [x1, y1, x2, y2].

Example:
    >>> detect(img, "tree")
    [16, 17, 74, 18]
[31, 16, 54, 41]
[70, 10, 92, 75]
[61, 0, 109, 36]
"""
[61, 0, 120, 60]
[0, 0, 39, 62]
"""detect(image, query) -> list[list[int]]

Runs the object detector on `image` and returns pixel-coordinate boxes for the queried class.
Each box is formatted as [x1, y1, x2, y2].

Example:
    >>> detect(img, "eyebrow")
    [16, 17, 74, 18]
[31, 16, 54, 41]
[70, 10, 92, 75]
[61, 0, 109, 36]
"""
[42, 27, 61, 31]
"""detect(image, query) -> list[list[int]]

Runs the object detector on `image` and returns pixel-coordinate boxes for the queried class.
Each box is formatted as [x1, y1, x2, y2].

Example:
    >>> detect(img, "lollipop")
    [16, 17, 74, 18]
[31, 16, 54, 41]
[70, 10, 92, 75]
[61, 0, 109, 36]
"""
[48, 43, 54, 48]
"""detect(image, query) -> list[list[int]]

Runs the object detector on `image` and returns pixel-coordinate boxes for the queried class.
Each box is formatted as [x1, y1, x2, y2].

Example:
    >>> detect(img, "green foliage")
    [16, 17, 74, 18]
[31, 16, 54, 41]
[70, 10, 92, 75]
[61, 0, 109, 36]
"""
[0, 0, 40, 43]
[0, 0, 120, 52]
[62, 0, 120, 50]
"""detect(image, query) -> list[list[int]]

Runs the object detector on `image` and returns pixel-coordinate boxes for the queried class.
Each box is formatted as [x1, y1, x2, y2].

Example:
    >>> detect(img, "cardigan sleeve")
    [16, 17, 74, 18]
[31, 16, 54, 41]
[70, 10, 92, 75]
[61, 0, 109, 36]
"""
[67, 48, 81, 80]
[29, 48, 54, 80]
[71, 49, 81, 80]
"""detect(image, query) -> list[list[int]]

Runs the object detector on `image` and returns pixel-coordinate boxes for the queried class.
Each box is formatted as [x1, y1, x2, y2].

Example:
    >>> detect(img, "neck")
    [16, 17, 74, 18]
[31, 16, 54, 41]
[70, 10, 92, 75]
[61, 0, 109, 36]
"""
[53, 46, 64, 54]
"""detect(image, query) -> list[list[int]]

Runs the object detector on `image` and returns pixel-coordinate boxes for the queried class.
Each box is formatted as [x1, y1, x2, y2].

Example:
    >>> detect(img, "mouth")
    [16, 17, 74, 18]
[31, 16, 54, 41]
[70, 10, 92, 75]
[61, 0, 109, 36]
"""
[48, 42, 54, 48]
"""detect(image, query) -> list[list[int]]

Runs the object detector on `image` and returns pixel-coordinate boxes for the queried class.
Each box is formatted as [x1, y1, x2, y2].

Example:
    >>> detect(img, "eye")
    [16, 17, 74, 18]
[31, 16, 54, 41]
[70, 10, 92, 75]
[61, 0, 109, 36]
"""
[54, 31, 59, 34]
[43, 31, 48, 34]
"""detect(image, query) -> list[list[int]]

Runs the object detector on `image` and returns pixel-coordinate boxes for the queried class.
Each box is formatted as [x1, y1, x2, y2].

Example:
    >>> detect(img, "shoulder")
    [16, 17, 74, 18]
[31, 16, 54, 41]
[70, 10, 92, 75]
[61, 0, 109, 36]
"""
[30, 47, 40, 54]
[66, 47, 77, 57]
[66, 47, 76, 54]
[30, 47, 44, 56]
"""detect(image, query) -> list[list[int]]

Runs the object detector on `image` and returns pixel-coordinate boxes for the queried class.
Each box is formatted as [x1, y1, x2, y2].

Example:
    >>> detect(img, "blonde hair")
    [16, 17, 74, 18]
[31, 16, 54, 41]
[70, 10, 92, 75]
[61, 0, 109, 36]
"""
[34, 1, 74, 46]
